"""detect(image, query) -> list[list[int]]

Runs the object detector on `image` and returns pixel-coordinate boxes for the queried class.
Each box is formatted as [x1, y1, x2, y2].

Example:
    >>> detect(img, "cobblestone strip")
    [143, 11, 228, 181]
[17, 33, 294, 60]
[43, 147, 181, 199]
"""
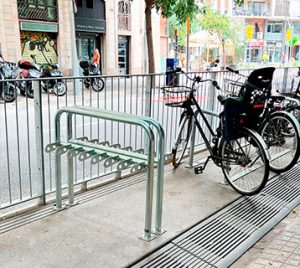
[234, 206, 300, 268]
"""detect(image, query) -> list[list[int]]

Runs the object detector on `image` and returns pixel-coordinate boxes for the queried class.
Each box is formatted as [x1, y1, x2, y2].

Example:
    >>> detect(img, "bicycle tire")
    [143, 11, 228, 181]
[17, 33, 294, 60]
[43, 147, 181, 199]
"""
[260, 111, 300, 173]
[172, 112, 192, 168]
[220, 127, 269, 196]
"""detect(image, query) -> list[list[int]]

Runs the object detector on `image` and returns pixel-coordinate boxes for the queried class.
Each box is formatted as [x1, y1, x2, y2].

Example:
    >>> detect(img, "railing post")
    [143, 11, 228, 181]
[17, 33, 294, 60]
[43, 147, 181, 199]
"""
[33, 80, 46, 205]
[145, 75, 153, 118]
[282, 67, 289, 93]
[208, 72, 217, 138]
[144, 75, 153, 152]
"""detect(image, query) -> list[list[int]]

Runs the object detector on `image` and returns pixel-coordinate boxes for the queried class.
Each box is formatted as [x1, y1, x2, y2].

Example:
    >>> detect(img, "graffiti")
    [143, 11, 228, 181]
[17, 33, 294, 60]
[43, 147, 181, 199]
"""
[20, 31, 58, 65]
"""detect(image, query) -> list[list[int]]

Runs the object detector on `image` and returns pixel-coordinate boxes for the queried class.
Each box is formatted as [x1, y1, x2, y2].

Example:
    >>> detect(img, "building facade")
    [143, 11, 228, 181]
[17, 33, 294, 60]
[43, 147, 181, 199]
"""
[229, 0, 300, 63]
[0, 0, 166, 76]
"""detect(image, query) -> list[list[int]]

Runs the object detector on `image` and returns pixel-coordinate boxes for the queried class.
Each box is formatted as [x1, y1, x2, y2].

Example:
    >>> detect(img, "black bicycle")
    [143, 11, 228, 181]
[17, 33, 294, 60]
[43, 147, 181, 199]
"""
[225, 66, 300, 173]
[275, 67, 300, 122]
[162, 67, 270, 196]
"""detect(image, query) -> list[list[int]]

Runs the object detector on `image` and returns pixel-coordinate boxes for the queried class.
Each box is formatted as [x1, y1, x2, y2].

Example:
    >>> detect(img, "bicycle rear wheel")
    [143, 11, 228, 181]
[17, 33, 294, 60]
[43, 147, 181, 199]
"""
[260, 112, 300, 173]
[220, 128, 269, 196]
[172, 112, 192, 168]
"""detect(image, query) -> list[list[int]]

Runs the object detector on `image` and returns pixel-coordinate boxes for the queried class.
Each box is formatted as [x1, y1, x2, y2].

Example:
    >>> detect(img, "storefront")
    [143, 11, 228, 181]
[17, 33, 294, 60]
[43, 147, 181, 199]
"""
[246, 40, 264, 62]
[266, 41, 282, 63]
[75, 0, 106, 72]
[19, 21, 59, 65]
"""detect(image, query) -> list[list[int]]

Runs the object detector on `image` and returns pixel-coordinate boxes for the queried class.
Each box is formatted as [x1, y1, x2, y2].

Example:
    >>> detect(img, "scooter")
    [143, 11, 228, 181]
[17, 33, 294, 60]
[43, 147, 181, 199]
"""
[18, 56, 42, 98]
[0, 54, 18, 102]
[79, 60, 105, 92]
[36, 56, 66, 96]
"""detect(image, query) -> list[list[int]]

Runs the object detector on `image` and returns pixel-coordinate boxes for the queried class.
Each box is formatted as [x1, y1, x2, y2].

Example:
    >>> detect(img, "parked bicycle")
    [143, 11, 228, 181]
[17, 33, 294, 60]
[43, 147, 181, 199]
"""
[225, 66, 300, 173]
[275, 67, 300, 122]
[161, 67, 270, 196]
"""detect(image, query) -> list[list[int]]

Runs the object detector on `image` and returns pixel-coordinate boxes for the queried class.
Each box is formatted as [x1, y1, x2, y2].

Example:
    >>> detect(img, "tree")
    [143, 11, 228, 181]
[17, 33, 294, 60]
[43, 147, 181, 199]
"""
[144, 0, 197, 74]
[199, 6, 241, 67]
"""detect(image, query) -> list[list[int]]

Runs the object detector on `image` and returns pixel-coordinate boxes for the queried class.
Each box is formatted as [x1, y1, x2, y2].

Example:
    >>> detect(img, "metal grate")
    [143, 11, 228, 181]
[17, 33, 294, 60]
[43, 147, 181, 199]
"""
[130, 165, 300, 268]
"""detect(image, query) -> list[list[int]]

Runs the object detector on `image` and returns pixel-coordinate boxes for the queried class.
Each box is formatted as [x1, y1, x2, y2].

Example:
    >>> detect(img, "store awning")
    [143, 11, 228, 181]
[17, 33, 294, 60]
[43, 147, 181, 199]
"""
[247, 40, 264, 48]
[187, 30, 221, 48]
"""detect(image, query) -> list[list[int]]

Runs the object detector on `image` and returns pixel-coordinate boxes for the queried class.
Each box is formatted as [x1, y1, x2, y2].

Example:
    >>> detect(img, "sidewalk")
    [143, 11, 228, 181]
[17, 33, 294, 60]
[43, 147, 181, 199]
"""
[233, 205, 300, 268]
[0, 158, 299, 268]
[0, 160, 239, 268]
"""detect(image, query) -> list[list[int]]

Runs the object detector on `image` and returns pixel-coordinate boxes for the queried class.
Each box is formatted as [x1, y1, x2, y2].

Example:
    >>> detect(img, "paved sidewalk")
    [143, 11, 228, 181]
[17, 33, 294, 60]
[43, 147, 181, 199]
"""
[233, 205, 300, 268]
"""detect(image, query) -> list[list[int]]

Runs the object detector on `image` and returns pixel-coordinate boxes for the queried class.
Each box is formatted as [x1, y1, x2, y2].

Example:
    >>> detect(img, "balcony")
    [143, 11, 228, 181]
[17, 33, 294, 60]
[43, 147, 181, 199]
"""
[233, 5, 271, 17]
[265, 32, 283, 41]
[17, 0, 58, 22]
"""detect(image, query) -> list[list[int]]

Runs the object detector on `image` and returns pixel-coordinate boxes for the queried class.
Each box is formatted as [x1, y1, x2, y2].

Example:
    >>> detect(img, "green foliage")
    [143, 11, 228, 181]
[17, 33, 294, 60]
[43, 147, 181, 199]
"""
[292, 36, 299, 46]
[200, 7, 230, 43]
[154, 0, 198, 23]
[234, 0, 244, 6]
[168, 15, 200, 45]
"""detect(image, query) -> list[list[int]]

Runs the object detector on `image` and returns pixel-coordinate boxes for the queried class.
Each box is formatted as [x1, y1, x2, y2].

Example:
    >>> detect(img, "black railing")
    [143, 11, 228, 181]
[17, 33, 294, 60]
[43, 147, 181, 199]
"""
[17, 0, 58, 22]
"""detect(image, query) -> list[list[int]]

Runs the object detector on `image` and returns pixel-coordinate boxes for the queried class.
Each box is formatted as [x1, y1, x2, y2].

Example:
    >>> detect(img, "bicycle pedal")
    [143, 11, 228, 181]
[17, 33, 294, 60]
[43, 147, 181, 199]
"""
[194, 166, 204, 174]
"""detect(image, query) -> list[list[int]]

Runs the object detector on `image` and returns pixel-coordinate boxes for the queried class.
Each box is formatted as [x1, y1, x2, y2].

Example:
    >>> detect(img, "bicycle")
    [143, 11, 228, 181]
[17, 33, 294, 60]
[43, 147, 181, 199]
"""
[276, 67, 300, 122]
[161, 67, 270, 196]
[225, 66, 300, 173]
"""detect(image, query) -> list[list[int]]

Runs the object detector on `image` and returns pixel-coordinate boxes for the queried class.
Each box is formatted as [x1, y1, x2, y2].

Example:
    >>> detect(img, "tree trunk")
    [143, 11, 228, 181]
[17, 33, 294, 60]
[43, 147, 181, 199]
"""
[145, 0, 155, 74]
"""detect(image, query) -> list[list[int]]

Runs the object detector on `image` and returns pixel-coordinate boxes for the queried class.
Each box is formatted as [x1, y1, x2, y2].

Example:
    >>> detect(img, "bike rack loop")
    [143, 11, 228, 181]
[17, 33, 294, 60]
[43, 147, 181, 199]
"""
[53, 106, 165, 241]
[77, 106, 166, 235]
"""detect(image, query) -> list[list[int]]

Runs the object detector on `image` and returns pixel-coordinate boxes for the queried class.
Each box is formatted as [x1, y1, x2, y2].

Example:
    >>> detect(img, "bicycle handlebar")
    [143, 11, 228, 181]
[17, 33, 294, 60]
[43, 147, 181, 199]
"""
[226, 66, 239, 74]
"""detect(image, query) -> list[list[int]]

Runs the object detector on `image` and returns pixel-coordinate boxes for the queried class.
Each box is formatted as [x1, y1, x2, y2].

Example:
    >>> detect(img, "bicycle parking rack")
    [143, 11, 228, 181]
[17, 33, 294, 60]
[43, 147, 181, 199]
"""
[45, 106, 165, 241]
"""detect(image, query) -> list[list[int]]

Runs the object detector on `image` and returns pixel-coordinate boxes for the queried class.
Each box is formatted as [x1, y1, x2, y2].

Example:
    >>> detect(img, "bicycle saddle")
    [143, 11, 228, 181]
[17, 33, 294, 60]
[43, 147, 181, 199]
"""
[217, 95, 241, 105]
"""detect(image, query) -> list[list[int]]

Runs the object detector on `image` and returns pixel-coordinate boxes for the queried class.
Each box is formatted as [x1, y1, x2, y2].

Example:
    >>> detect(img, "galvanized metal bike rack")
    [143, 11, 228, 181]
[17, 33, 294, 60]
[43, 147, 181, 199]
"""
[45, 106, 165, 241]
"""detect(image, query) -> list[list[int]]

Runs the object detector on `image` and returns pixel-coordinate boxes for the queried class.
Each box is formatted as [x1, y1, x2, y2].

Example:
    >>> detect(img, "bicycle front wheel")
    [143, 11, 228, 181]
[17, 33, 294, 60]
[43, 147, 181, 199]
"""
[172, 112, 192, 168]
[220, 128, 269, 196]
[260, 112, 300, 173]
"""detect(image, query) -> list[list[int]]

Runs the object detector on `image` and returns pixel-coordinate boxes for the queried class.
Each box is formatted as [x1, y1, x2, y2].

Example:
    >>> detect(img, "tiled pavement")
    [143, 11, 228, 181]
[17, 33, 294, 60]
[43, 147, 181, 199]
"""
[233, 205, 300, 268]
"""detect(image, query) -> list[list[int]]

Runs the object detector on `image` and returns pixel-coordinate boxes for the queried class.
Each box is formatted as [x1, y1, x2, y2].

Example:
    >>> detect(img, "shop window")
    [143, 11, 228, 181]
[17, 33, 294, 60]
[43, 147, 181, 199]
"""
[86, 0, 93, 9]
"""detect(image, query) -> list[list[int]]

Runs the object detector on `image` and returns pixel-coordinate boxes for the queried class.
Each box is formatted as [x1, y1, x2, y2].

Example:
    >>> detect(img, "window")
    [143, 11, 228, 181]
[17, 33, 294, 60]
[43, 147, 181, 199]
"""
[86, 0, 93, 9]
[77, 0, 82, 7]
[267, 23, 283, 33]
[118, 0, 131, 31]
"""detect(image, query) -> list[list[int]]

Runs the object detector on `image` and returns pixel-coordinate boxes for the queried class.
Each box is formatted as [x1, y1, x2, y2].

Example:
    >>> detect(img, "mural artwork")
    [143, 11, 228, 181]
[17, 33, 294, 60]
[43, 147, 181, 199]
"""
[20, 31, 58, 65]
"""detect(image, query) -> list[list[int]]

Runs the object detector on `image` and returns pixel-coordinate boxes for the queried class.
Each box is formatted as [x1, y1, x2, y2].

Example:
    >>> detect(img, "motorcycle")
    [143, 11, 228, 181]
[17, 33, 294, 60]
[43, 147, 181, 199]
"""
[18, 55, 66, 97]
[18, 56, 42, 98]
[79, 60, 105, 92]
[36, 56, 67, 96]
[0, 54, 18, 102]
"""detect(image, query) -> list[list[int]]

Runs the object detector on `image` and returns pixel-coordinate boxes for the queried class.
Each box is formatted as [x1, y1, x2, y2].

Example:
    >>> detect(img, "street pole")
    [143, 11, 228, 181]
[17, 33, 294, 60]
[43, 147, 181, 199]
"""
[186, 34, 190, 71]
[71, 0, 81, 95]
[186, 18, 191, 71]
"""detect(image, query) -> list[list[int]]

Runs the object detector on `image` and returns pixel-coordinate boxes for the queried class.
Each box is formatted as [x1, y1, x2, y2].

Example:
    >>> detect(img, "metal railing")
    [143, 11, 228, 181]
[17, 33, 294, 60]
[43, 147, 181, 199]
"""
[17, 0, 58, 22]
[0, 67, 298, 214]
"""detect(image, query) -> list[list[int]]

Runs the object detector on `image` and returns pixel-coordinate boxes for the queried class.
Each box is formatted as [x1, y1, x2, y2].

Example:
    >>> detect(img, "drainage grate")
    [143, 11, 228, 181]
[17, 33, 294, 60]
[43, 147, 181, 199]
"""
[130, 165, 300, 268]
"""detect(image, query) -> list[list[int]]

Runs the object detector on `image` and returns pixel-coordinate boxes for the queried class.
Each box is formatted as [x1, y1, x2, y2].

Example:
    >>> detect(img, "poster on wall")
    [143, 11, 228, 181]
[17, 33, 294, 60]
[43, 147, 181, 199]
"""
[20, 31, 58, 65]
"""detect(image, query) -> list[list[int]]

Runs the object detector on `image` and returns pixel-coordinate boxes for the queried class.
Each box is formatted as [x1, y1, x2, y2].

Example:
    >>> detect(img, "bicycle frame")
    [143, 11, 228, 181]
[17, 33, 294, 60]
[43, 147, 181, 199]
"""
[181, 80, 223, 164]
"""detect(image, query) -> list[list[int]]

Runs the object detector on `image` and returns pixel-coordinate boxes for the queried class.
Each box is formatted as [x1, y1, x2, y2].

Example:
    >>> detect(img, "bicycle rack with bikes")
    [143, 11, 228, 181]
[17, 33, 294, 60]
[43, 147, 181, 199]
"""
[45, 106, 165, 241]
